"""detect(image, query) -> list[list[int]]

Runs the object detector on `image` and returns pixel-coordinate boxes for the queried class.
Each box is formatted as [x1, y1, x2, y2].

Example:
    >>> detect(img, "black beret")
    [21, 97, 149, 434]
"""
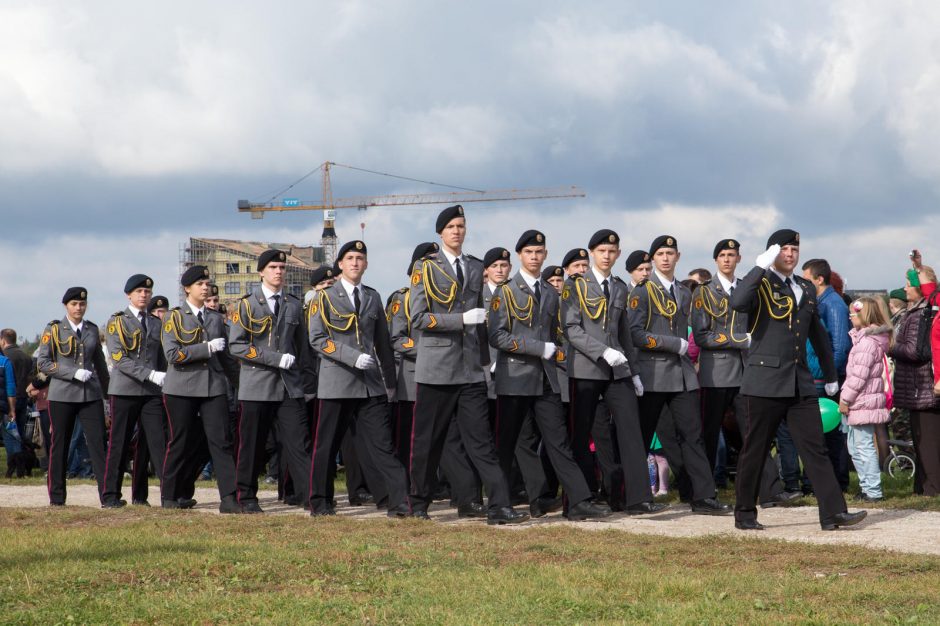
[409, 242, 439, 275]
[258, 248, 288, 271]
[180, 265, 210, 287]
[541, 265, 563, 281]
[767, 229, 800, 248]
[713, 239, 741, 259]
[310, 266, 335, 286]
[649, 235, 678, 257]
[148, 295, 169, 312]
[561, 248, 589, 268]
[483, 247, 511, 268]
[209, 283, 219, 297]
[515, 229, 546, 252]
[625, 250, 651, 272]
[435, 204, 465, 233]
[588, 229, 620, 250]
[337, 240, 367, 261]
[124, 274, 153, 294]
[61, 286, 87, 304]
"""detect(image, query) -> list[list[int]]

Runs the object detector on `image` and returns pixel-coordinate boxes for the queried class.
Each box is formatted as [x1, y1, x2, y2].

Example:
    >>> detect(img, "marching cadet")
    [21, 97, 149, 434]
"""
[148, 295, 170, 320]
[561, 230, 664, 515]
[206, 284, 221, 311]
[37, 287, 110, 506]
[691, 240, 795, 508]
[542, 265, 564, 294]
[489, 230, 611, 520]
[628, 235, 731, 515]
[160, 265, 241, 513]
[101, 274, 167, 508]
[307, 240, 410, 518]
[557, 248, 591, 407]
[408, 205, 528, 524]
[229, 249, 312, 514]
[731, 229, 866, 530]
[483, 247, 512, 411]
[624, 250, 652, 289]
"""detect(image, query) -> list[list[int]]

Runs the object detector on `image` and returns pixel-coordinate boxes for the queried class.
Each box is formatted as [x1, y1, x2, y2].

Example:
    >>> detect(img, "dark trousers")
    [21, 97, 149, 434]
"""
[654, 406, 692, 500]
[102, 395, 166, 505]
[393, 401, 412, 467]
[439, 415, 483, 506]
[235, 398, 310, 506]
[308, 396, 407, 514]
[497, 390, 592, 506]
[570, 378, 651, 507]
[590, 401, 624, 505]
[47, 400, 107, 505]
[638, 390, 715, 501]
[776, 420, 809, 492]
[702, 386, 783, 502]
[410, 382, 509, 512]
[735, 395, 847, 523]
[162, 394, 236, 502]
[130, 424, 156, 503]
[910, 409, 940, 496]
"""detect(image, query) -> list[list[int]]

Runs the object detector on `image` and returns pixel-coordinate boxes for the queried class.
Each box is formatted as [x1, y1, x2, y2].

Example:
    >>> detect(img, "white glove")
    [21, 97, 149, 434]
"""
[207, 338, 226, 354]
[542, 343, 557, 360]
[73, 369, 93, 382]
[355, 354, 376, 370]
[825, 382, 840, 396]
[147, 371, 166, 387]
[745, 333, 752, 348]
[755, 244, 781, 270]
[678, 339, 689, 356]
[279, 353, 296, 370]
[602, 348, 628, 367]
[490, 362, 496, 374]
[462, 308, 486, 325]
[632, 375, 644, 397]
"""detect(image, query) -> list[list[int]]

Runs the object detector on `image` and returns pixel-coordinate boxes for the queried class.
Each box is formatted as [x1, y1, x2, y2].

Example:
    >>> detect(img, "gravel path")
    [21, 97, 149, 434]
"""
[3, 484, 938, 557]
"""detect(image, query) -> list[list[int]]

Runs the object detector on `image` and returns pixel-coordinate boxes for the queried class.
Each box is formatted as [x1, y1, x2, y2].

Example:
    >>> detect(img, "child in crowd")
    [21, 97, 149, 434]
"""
[648, 433, 670, 497]
[839, 296, 893, 502]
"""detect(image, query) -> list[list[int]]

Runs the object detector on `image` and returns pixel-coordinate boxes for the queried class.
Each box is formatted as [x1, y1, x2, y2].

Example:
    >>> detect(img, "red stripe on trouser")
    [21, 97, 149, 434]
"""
[307, 400, 324, 506]
[234, 401, 244, 504]
[161, 395, 175, 501]
[46, 403, 55, 502]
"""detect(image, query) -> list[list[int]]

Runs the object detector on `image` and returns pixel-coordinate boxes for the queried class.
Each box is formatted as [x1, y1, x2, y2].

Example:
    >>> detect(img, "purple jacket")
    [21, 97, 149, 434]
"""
[841, 326, 891, 425]
[889, 300, 939, 410]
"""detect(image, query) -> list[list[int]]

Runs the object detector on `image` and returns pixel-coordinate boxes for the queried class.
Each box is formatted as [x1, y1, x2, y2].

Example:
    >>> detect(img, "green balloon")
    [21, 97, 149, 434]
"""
[818, 398, 842, 433]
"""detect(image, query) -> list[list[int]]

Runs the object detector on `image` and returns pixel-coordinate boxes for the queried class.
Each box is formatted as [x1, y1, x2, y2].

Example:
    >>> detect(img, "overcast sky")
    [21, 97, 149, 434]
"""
[2, 1, 939, 338]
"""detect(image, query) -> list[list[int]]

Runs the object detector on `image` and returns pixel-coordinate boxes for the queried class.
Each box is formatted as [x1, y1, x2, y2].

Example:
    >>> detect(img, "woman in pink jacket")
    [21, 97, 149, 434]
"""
[839, 297, 893, 502]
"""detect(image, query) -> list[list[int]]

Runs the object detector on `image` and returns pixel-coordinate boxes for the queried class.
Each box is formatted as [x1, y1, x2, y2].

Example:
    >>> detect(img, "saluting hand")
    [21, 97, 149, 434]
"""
[755, 244, 781, 269]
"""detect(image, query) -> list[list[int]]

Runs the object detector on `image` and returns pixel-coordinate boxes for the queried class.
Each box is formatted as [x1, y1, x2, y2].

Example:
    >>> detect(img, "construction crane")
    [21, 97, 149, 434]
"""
[238, 161, 585, 265]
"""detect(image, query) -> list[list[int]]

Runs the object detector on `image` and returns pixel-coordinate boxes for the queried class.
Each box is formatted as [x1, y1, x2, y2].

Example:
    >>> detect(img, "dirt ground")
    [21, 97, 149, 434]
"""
[3, 484, 938, 557]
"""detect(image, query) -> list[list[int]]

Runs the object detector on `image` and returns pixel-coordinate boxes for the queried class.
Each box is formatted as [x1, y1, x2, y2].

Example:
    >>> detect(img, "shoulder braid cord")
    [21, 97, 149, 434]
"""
[166, 309, 204, 346]
[314, 289, 362, 346]
[498, 283, 535, 332]
[421, 259, 458, 311]
[749, 277, 795, 333]
[699, 286, 749, 344]
[643, 281, 678, 331]
[113, 315, 142, 352]
[574, 277, 608, 328]
[50, 324, 76, 358]
[237, 298, 274, 347]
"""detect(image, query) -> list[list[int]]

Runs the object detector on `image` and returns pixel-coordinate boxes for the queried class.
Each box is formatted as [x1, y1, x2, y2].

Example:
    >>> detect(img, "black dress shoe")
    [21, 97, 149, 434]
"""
[530, 497, 563, 518]
[348, 490, 375, 506]
[761, 490, 802, 508]
[283, 494, 303, 507]
[457, 502, 488, 518]
[412, 510, 432, 521]
[102, 499, 127, 509]
[178, 498, 197, 509]
[625, 501, 669, 515]
[310, 507, 337, 517]
[735, 519, 765, 531]
[242, 501, 264, 514]
[161, 499, 182, 509]
[690, 498, 733, 516]
[486, 506, 529, 525]
[131, 500, 150, 507]
[386, 504, 411, 518]
[219, 496, 242, 514]
[49, 502, 65, 507]
[510, 491, 529, 506]
[566, 500, 612, 521]
[820, 510, 867, 531]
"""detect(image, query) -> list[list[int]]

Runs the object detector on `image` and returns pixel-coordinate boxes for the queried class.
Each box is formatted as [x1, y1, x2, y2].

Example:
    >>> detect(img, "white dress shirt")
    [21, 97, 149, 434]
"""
[716, 274, 738, 294]
[261, 283, 284, 314]
[770, 267, 803, 304]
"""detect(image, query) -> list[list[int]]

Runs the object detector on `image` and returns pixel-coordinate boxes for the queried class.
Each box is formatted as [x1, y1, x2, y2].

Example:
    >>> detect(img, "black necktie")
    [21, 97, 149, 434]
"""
[784, 277, 793, 295]
[354, 287, 361, 315]
[271, 294, 281, 318]
[197, 310, 204, 325]
[534, 280, 541, 304]
[455, 258, 464, 289]
[729, 285, 735, 295]
[669, 284, 676, 301]
[75, 325, 82, 339]
[139, 311, 147, 334]
[602, 279, 610, 301]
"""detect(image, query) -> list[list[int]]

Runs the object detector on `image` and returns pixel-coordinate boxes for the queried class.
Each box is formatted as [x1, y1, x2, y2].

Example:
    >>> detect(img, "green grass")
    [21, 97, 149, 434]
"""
[1, 508, 938, 624]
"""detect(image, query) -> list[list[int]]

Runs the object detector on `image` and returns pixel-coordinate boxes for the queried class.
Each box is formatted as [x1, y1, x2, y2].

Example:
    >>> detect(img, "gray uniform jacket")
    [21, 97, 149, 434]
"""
[488, 272, 563, 396]
[560, 272, 635, 381]
[730, 266, 836, 398]
[387, 287, 419, 402]
[229, 288, 309, 401]
[483, 285, 499, 399]
[161, 305, 236, 398]
[690, 279, 749, 388]
[308, 282, 396, 400]
[37, 319, 110, 403]
[628, 274, 699, 392]
[409, 251, 489, 386]
[105, 308, 165, 397]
